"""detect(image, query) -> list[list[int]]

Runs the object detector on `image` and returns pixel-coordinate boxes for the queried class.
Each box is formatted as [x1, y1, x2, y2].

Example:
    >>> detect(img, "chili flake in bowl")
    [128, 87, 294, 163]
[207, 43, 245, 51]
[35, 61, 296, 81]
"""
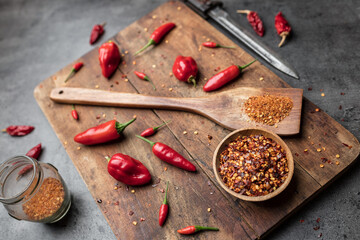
[213, 128, 294, 202]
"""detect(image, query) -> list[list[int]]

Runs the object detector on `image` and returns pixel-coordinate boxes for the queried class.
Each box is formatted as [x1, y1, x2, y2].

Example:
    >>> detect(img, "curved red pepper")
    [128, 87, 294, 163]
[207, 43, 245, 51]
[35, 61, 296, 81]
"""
[74, 118, 136, 145]
[90, 23, 105, 45]
[99, 41, 121, 78]
[4, 125, 34, 136]
[136, 135, 196, 172]
[134, 22, 176, 55]
[159, 181, 169, 226]
[202, 42, 235, 49]
[140, 121, 170, 137]
[64, 62, 83, 83]
[275, 12, 291, 47]
[177, 225, 219, 235]
[106, 153, 151, 186]
[71, 105, 79, 120]
[203, 60, 256, 92]
[172, 56, 198, 87]
[134, 71, 156, 90]
[237, 10, 264, 37]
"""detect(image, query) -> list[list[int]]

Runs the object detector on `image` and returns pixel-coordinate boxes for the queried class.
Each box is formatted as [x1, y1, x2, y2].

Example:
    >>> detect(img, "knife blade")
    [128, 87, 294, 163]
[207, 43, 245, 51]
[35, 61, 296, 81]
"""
[184, 0, 299, 79]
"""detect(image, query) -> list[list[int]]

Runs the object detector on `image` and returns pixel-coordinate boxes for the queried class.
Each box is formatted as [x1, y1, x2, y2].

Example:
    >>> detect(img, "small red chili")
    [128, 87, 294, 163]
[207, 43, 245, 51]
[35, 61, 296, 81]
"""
[172, 56, 198, 87]
[105, 153, 151, 186]
[71, 105, 79, 120]
[237, 10, 264, 37]
[202, 42, 235, 49]
[90, 22, 106, 45]
[136, 135, 196, 172]
[3, 125, 34, 136]
[134, 22, 176, 55]
[134, 71, 156, 90]
[159, 181, 169, 226]
[74, 118, 136, 145]
[64, 62, 84, 83]
[17, 143, 42, 180]
[99, 41, 121, 78]
[275, 12, 292, 47]
[140, 121, 170, 137]
[203, 60, 256, 92]
[177, 225, 219, 235]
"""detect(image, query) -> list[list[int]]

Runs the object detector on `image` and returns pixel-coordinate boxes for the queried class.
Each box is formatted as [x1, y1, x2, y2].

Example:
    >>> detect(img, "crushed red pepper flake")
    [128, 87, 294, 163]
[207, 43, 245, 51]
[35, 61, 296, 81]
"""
[339, 105, 342, 110]
[218, 134, 289, 196]
[295, 153, 299, 156]
[128, 210, 134, 216]
[313, 226, 320, 231]
[340, 92, 345, 95]
[97, 198, 102, 203]
[308, 87, 312, 91]
[244, 94, 293, 126]
[342, 143, 352, 149]
[300, 219, 304, 223]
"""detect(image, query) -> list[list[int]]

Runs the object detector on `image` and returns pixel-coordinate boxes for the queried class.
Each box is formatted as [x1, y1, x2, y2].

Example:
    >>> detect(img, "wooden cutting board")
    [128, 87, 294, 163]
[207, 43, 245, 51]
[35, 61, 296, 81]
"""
[33, 1, 360, 239]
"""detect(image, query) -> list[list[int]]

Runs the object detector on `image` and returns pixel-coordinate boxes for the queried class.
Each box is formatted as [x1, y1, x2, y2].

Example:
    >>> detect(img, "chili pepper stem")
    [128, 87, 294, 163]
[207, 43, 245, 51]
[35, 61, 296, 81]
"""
[153, 120, 171, 131]
[115, 118, 136, 134]
[188, 76, 197, 87]
[64, 69, 75, 83]
[238, 59, 257, 70]
[163, 181, 169, 204]
[105, 156, 111, 162]
[195, 226, 219, 232]
[72, 104, 75, 110]
[217, 44, 236, 49]
[101, 22, 107, 27]
[236, 10, 251, 15]
[144, 76, 156, 90]
[136, 135, 155, 147]
[2, 129, 6, 132]
[134, 39, 156, 56]
[278, 32, 288, 47]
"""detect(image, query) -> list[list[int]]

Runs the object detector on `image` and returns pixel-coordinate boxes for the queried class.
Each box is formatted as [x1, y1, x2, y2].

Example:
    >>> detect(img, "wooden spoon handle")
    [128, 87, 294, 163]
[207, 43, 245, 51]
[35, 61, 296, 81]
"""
[50, 87, 202, 111]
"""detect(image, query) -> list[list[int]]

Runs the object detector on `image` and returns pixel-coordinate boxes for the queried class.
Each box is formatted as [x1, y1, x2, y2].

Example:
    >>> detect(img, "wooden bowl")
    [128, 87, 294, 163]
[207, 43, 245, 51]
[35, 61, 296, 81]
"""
[213, 128, 294, 202]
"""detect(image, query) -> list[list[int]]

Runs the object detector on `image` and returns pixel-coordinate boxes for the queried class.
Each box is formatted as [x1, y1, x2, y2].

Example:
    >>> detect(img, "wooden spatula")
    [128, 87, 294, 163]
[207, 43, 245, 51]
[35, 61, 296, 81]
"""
[50, 87, 303, 135]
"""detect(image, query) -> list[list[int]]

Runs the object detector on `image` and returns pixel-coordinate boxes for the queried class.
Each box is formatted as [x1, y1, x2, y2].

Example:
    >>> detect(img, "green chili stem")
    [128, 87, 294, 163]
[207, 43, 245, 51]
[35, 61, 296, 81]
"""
[136, 135, 156, 147]
[163, 181, 169, 204]
[105, 156, 111, 162]
[144, 76, 156, 90]
[115, 118, 136, 134]
[238, 59, 256, 70]
[64, 69, 75, 83]
[72, 104, 76, 110]
[217, 44, 236, 49]
[194, 226, 219, 232]
[134, 39, 156, 56]
[153, 120, 171, 131]
[188, 76, 197, 87]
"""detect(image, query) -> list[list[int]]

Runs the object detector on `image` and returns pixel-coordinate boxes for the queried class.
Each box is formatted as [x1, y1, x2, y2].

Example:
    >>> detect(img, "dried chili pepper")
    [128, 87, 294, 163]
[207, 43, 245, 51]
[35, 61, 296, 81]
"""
[136, 135, 196, 172]
[177, 225, 219, 235]
[71, 105, 79, 120]
[275, 12, 291, 47]
[105, 153, 151, 186]
[3, 125, 34, 136]
[134, 71, 156, 90]
[17, 143, 42, 180]
[237, 10, 264, 37]
[74, 118, 136, 145]
[172, 56, 198, 87]
[134, 22, 176, 56]
[64, 62, 83, 83]
[202, 42, 235, 49]
[203, 60, 256, 92]
[159, 181, 169, 226]
[140, 121, 170, 137]
[90, 22, 106, 45]
[99, 41, 121, 78]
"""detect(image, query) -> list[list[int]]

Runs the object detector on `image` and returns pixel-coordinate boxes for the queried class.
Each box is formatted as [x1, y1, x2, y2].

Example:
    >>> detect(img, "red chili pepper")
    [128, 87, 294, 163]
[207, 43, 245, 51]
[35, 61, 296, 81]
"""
[99, 41, 121, 78]
[203, 60, 256, 92]
[136, 135, 196, 172]
[237, 10, 264, 37]
[140, 121, 170, 137]
[159, 181, 169, 226]
[90, 22, 106, 45]
[134, 71, 156, 90]
[275, 12, 292, 47]
[64, 62, 84, 83]
[202, 42, 235, 49]
[177, 225, 219, 235]
[105, 153, 151, 186]
[3, 125, 34, 136]
[17, 143, 42, 180]
[134, 22, 176, 55]
[74, 118, 136, 145]
[71, 105, 79, 120]
[172, 56, 198, 87]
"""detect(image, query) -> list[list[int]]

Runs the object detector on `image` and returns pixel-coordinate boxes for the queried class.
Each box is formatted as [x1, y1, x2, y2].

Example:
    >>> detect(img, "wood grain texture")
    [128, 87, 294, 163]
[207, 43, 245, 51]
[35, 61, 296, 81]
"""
[33, 1, 360, 239]
[50, 87, 303, 135]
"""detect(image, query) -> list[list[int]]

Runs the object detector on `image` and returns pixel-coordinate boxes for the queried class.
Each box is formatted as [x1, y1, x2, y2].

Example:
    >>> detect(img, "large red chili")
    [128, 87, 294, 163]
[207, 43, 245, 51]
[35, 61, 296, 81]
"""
[159, 181, 169, 226]
[177, 225, 219, 235]
[134, 22, 176, 55]
[90, 22, 105, 45]
[275, 12, 291, 47]
[237, 10, 264, 37]
[172, 56, 198, 87]
[3, 125, 34, 136]
[99, 41, 121, 78]
[105, 153, 151, 186]
[203, 60, 256, 92]
[74, 118, 136, 145]
[136, 135, 196, 172]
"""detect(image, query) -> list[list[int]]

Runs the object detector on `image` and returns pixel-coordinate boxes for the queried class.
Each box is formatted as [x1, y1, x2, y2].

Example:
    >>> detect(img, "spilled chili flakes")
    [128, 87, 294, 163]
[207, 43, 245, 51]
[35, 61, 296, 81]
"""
[308, 87, 312, 91]
[320, 164, 324, 168]
[128, 210, 134, 216]
[313, 226, 320, 231]
[97, 198, 102, 203]
[339, 105, 342, 110]
[300, 219, 304, 223]
[340, 92, 345, 95]
[295, 153, 299, 156]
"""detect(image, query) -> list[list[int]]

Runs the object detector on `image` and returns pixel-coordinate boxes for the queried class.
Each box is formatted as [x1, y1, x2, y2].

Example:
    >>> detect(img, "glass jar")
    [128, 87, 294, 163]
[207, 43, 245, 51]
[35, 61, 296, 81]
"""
[0, 155, 71, 223]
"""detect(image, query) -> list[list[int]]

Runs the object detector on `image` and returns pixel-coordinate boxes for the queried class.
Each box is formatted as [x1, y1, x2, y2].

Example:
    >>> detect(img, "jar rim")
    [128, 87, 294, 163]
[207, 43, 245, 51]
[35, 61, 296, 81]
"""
[0, 155, 39, 204]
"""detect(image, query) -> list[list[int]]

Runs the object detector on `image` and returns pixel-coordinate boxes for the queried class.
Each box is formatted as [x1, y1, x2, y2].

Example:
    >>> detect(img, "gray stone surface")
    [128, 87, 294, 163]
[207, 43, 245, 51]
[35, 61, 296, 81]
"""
[0, 0, 359, 239]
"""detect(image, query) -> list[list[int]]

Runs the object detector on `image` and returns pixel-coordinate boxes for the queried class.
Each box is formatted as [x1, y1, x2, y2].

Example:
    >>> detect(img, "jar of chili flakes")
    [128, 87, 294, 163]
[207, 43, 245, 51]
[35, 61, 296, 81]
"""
[0, 155, 71, 223]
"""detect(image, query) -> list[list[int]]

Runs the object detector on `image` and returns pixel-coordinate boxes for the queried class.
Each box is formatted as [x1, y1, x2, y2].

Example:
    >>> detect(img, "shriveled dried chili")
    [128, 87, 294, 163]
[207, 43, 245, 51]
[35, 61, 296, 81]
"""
[134, 71, 156, 90]
[90, 22, 106, 45]
[177, 225, 219, 235]
[275, 12, 291, 47]
[237, 10, 264, 37]
[3, 125, 34, 136]
[64, 62, 83, 83]
[17, 143, 42, 180]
